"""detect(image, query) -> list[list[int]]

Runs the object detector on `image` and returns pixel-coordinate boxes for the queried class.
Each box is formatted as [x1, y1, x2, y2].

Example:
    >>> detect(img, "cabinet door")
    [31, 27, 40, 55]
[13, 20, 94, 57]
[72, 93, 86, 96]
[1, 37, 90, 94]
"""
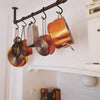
[88, 18, 100, 62]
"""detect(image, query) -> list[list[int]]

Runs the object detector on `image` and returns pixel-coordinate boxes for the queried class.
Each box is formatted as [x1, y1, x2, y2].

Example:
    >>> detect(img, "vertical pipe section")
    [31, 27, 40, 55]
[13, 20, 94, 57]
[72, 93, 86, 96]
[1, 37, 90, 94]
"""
[12, 7, 18, 24]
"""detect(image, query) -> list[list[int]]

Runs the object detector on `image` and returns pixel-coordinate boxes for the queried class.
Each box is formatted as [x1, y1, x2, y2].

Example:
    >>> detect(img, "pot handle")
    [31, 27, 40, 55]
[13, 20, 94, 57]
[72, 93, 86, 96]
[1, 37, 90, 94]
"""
[63, 43, 75, 51]
[57, 12, 62, 19]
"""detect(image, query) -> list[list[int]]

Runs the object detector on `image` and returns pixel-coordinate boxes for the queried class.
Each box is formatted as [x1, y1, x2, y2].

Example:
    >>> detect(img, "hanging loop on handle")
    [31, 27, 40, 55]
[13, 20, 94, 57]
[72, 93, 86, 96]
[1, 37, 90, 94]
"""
[21, 20, 27, 40]
[15, 27, 19, 37]
[21, 25, 26, 40]
[14, 27, 20, 43]
[41, 8, 47, 35]
[42, 16, 47, 36]
[15, 23, 19, 38]
[57, 12, 62, 19]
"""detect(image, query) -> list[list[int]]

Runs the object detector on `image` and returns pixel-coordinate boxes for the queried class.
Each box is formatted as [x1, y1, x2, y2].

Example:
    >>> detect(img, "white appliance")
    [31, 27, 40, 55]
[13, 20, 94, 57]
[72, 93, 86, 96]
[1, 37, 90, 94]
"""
[88, 3, 100, 63]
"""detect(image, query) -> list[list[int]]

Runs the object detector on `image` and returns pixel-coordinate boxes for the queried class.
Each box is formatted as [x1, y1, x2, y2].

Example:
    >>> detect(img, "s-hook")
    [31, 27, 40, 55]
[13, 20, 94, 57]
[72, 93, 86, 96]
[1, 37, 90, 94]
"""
[41, 7, 47, 20]
[56, 5, 63, 14]
[15, 23, 19, 29]
[22, 20, 27, 27]
[29, 16, 36, 25]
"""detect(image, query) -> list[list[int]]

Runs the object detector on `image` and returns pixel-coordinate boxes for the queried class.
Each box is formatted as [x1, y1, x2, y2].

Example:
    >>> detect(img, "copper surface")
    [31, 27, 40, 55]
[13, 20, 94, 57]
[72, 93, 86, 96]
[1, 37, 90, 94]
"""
[22, 39, 33, 56]
[36, 35, 55, 56]
[43, 35, 55, 54]
[7, 48, 28, 67]
[48, 17, 73, 48]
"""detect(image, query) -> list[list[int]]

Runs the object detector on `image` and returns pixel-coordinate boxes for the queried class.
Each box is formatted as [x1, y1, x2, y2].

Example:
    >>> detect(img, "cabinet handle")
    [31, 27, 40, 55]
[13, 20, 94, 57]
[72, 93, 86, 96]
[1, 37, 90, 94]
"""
[97, 29, 100, 32]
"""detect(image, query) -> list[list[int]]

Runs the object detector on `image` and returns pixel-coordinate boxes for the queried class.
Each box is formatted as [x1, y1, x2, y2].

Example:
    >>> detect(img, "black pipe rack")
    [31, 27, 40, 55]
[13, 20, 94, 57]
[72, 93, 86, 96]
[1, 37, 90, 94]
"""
[12, 0, 67, 24]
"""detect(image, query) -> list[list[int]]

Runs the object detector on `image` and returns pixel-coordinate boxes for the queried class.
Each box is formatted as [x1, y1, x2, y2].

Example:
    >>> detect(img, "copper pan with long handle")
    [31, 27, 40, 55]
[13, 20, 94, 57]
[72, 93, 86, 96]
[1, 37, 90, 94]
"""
[35, 17, 55, 56]
[7, 28, 28, 67]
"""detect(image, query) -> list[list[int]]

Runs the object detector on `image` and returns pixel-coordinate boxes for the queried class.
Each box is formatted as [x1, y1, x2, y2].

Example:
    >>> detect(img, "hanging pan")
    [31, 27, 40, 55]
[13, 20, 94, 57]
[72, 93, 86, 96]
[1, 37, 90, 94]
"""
[7, 26, 28, 67]
[21, 24, 33, 57]
[35, 9, 55, 56]
[48, 5, 74, 50]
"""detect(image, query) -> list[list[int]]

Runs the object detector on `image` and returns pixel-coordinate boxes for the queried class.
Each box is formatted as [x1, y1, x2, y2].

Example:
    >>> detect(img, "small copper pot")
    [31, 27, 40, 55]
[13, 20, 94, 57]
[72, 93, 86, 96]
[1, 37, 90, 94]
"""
[22, 39, 33, 56]
[48, 16, 73, 49]
[7, 48, 28, 67]
[7, 39, 29, 67]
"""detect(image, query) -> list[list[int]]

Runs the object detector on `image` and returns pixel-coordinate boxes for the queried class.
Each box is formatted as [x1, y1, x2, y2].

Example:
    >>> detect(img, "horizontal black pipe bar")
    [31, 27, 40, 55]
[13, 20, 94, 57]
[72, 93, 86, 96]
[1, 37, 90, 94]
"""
[12, 0, 67, 24]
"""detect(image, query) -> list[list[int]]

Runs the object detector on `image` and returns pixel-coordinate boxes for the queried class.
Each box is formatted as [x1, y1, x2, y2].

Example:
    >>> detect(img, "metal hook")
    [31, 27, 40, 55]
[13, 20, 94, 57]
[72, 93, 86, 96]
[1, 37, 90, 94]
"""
[15, 23, 19, 29]
[30, 13, 36, 25]
[41, 7, 47, 20]
[32, 16, 36, 23]
[56, 5, 63, 14]
[22, 20, 27, 27]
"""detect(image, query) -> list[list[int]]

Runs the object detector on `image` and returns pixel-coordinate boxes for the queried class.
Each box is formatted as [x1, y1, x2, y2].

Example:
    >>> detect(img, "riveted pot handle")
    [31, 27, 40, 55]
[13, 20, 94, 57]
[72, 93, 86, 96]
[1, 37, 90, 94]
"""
[57, 12, 62, 19]
[63, 43, 75, 51]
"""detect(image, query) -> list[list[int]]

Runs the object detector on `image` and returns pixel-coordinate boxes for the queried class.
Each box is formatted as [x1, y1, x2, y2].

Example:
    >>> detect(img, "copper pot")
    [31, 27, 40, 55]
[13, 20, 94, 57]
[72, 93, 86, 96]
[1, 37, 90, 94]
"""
[35, 17, 55, 56]
[48, 15, 73, 49]
[7, 39, 29, 67]
[7, 48, 28, 67]
[35, 35, 55, 56]
[22, 39, 33, 56]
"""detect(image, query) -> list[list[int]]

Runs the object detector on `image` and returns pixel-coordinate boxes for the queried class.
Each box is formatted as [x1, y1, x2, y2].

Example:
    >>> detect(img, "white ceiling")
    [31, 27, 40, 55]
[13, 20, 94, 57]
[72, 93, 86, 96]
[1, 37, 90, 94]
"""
[0, 0, 55, 9]
[0, 0, 57, 17]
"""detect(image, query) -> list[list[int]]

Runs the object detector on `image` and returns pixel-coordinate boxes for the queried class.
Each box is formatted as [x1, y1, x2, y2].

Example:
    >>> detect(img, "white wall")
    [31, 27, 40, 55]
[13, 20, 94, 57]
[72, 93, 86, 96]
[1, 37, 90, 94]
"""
[0, 10, 9, 100]
[57, 72, 100, 100]
[1, 0, 100, 100]
[23, 70, 57, 100]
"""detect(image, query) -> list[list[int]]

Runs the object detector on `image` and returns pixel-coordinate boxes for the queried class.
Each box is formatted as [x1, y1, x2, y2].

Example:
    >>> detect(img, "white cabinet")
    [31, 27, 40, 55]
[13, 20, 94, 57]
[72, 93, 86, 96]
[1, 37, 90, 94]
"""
[88, 17, 100, 63]
[88, 3, 100, 63]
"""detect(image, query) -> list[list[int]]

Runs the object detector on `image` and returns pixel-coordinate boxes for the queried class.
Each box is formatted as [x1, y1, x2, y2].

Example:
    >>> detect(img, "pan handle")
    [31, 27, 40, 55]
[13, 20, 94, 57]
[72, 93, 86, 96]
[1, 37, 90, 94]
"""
[28, 44, 35, 47]
[63, 43, 75, 51]
[97, 29, 100, 32]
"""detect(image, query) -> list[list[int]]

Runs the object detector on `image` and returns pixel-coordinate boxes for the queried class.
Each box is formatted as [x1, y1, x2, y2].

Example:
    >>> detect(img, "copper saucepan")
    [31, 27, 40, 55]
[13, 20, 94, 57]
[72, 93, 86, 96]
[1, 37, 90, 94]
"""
[35, 16, 55, 56]
[22, 39, 33, 56]
[7, 28, 28, 67]
[36, 34, 55, 56]
[48, 13, 74, 49]
[7, 48, 28, 67]
[7, 39, 28, 67]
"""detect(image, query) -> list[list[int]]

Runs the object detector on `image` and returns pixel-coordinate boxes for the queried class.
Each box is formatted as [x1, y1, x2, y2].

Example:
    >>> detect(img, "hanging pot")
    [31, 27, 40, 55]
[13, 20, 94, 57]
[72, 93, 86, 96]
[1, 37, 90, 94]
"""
[48, 13, 74, 49]
[36, 35, 55, 56]
[7, 28, 28, 67]
[22, 39, 33, 56]
[35, 17, 55, 56]
[11, 38, 23, 57]
[7, 48, 28, 67]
